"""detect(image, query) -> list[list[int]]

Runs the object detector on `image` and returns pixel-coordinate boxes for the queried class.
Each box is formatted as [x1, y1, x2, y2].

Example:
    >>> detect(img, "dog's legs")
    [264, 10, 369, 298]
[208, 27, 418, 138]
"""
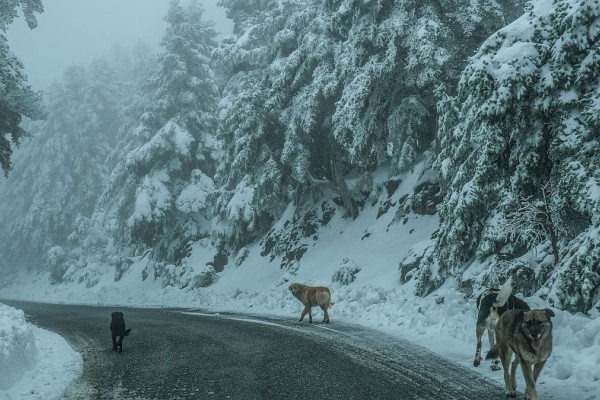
[487, 327, 495, 347]
[520, 361, 538, 400]
[510, 356, 520, 393]
[487, 328, 500, 371]
[112, 334, 118, 351]
[320, 305, 329, 323]
[308, 306, 313, 323]
[474, 324, 485, 367]
[117, 335, 124, 353]
[299, 306, 309, 322]
[532, 360, 546, 383]
[499, 347, 516, 397]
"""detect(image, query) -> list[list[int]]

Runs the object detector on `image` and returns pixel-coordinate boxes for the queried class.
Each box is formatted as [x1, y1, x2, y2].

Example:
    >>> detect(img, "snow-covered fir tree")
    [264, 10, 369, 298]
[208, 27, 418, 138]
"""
[0, 57, 130, 273]
[211, 0, 310, 249]
[91, 0, 220, 263]
[0, 0, 44, 175]
[213, 0, 526, 250]
[416, 0, 600, 312]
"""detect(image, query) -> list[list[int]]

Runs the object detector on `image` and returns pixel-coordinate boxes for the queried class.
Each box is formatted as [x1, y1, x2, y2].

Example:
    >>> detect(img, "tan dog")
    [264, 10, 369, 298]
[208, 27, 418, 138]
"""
[289, 283, 330, 323]
[486, 308, 555, 400]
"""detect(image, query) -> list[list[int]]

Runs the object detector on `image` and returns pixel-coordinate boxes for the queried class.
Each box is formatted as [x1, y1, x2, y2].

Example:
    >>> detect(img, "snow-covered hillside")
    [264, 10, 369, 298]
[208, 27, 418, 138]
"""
[1, 163, 599, 399]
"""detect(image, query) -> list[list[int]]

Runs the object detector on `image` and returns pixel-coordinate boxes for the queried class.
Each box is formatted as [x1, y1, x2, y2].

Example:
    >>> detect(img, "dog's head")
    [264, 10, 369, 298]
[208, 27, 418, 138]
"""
[520, 308, 554, 352]
[111, 311, 124, 319]
[289, 283, 304, 295]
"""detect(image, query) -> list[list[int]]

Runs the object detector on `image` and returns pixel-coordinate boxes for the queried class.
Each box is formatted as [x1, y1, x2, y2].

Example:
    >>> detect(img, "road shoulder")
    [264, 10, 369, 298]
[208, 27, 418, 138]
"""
[2, 326, 82, 400]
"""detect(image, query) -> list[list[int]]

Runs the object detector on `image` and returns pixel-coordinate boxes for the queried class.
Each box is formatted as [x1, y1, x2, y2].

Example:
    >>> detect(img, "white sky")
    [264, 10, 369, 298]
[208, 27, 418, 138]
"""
[6, 0, 233, 90]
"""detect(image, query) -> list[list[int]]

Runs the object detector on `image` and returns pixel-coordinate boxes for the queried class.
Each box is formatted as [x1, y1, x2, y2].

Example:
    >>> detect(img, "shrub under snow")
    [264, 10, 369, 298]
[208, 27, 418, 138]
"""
[332, 258, 362, 285]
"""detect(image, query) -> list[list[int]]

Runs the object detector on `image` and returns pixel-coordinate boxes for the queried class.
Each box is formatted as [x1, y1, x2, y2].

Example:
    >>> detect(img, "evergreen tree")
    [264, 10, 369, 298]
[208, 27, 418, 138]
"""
[418, 0, 600, 312]
[93, 0, 220, 262]
[212, 0, 307, 248]
[0, 0, 45, 175]
[0, 57, 130, 270]
[214, 0, 525, 249]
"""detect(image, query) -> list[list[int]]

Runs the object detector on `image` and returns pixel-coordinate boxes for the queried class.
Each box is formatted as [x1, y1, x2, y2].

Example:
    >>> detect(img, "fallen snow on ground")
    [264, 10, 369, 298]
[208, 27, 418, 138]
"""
[1, 272, 599, 400]
[0, 303, 82, 400]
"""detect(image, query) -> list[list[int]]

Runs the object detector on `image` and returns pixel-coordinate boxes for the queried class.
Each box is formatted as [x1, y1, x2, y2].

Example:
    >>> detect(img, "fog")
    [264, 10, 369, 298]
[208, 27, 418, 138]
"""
[6, 0, 233, 91]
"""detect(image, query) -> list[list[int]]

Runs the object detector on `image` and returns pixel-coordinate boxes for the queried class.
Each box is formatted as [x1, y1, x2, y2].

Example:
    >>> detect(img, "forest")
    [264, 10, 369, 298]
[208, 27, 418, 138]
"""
[1, 0, 598, 313]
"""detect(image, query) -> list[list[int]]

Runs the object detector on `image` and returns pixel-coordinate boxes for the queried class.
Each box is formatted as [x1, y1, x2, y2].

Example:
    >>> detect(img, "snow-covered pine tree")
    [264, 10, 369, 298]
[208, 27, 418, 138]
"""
[329, 0, 526, 173]
[214, 0, 526, 251]
[0, 58, 129, 272]
[0, 0, 45, 175]
[211, 0, 306, 248]
[420, 0, 600, 312]
[93, 0, 220, 263]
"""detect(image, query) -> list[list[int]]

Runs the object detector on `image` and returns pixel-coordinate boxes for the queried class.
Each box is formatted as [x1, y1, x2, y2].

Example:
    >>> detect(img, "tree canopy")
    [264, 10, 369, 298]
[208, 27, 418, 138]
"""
[0, 0, 45, 175]
[415, 0, 600, 312]
[2, 0, 599, 312]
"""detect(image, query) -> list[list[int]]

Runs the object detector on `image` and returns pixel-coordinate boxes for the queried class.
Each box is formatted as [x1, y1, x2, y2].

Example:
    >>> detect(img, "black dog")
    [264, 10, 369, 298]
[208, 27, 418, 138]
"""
[473, 280, 529, 370]
[110, 311, 131, 352]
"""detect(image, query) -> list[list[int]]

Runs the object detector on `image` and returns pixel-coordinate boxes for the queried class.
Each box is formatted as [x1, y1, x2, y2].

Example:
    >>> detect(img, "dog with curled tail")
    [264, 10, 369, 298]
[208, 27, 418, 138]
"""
[473, 278, 530, 370]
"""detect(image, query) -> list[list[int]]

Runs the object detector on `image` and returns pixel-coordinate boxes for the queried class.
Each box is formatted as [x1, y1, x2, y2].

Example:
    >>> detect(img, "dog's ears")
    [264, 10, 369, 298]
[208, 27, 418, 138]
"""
[545, 308, 555, 319]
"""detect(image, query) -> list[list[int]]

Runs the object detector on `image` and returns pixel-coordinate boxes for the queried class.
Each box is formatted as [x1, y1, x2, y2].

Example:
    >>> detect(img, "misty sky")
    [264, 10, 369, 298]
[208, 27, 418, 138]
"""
[6, 0, 233, 90]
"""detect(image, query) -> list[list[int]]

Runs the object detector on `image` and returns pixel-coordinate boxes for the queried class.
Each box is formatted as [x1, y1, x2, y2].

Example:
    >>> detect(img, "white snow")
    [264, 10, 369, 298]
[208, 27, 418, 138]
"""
[128, 170, 172, 227]
[1, 163, 599, 400]
[226, 176, 256, 223]
[176, 169, 214, 214]
[0, 304, 82, 400]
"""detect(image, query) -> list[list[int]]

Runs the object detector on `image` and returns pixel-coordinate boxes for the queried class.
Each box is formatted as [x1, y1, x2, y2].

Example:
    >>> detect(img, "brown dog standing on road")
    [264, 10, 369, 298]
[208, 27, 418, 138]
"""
[289, 283, 330, 323]
[486, 308, 555, 400]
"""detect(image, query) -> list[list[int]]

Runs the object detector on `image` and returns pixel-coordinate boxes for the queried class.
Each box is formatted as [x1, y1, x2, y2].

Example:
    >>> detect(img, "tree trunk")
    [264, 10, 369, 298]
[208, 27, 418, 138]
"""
[330, 150, 358, 219]
[542, 185, 560, 264]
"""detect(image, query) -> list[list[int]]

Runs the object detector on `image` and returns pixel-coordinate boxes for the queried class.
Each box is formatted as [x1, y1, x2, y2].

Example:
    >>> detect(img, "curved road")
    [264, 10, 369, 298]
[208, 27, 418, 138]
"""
[1, 300, 503, 399]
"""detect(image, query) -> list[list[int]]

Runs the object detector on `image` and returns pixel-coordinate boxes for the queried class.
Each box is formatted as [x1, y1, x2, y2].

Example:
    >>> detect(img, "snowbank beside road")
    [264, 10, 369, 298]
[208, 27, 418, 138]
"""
[0, 303, 82, 400]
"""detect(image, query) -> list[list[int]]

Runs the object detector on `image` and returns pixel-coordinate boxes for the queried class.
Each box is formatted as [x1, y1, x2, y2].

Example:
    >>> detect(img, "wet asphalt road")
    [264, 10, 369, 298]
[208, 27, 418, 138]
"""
[1, 299, 504, 400]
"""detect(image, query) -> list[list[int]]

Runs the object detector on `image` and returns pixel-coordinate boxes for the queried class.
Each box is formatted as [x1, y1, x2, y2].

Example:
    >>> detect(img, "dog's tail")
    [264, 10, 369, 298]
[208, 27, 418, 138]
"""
[494, 277, 513, 307]
[125, 328, 131, 336]
[485, 345, 499, 360]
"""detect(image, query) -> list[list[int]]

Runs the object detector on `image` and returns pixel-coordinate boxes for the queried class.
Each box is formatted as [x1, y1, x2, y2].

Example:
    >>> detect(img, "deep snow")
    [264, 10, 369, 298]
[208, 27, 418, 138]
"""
[1, 166, 599, 400]
[0, 304, 82, 399]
